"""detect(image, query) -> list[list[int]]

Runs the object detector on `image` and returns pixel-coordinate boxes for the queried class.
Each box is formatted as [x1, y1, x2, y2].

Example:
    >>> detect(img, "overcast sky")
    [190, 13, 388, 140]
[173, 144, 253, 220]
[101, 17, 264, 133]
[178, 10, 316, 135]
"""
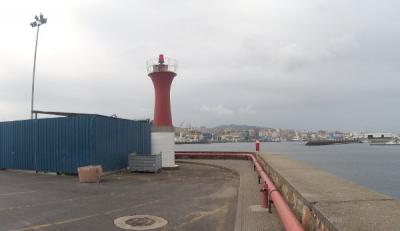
[1, 0, 399, 132]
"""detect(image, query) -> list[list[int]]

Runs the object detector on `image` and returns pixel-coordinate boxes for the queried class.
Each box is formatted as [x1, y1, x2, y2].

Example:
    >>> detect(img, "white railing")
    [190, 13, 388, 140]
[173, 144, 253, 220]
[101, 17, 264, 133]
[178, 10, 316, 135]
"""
[146, 57, 178, 74]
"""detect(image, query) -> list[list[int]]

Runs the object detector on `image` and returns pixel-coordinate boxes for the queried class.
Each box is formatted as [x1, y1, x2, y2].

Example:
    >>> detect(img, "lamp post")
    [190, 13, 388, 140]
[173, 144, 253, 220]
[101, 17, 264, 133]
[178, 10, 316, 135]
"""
[30, 13, 47, 119]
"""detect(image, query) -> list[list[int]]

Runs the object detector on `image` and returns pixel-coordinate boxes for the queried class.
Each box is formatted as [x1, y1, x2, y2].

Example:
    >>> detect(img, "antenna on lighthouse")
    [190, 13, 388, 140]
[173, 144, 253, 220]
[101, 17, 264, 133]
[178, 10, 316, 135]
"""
[159, 54, 165, 64]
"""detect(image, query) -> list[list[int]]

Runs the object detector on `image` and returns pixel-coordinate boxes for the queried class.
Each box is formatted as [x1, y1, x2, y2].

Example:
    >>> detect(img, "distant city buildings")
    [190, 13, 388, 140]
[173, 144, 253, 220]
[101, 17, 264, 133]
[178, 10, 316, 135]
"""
[174, 125, 368, 144]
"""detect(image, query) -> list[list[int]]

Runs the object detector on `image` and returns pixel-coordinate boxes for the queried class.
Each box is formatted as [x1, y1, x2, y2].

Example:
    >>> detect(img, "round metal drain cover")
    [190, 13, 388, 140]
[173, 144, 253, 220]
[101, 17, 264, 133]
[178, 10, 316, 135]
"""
[114, 215, 168, 230]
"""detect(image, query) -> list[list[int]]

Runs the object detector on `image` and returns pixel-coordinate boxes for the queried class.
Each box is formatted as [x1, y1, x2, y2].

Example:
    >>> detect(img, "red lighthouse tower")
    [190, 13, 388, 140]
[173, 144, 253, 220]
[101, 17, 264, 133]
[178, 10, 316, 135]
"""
[146, 54, 178, 168]
[147, 54, 177, 128]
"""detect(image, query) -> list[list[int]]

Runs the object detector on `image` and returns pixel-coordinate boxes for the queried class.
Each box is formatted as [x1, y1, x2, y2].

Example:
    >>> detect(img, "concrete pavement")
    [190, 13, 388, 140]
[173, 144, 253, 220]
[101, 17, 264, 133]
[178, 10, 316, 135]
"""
[0, 163, 238, 231]
[179, 159, 284, 231]
[261, 153, 400, 231]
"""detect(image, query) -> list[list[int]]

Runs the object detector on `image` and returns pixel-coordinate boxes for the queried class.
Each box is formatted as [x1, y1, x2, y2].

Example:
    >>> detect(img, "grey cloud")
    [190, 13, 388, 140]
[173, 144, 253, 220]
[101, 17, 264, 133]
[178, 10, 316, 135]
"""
[1, 0, 400, 132]
[239, 105, 256, 115]
[278, 43, 311, 71]
[200, 105, 235, 117]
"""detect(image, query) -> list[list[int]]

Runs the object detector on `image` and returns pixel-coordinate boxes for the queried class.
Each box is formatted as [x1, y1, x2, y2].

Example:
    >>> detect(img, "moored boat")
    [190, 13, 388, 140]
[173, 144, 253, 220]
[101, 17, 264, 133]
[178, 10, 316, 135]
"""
[367, 133, 400, 145]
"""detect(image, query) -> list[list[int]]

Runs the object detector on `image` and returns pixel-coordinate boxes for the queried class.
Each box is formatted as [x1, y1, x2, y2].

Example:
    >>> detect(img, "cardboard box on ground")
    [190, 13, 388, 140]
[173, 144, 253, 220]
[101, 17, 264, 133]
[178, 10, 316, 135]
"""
[78, 165, 103, 183]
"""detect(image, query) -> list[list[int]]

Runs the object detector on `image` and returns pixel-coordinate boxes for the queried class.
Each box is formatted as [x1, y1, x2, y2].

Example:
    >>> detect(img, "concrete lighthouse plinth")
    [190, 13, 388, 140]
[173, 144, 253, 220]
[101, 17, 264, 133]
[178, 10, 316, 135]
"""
[146, 54, 178, 168]
[151, 130, 176, 168]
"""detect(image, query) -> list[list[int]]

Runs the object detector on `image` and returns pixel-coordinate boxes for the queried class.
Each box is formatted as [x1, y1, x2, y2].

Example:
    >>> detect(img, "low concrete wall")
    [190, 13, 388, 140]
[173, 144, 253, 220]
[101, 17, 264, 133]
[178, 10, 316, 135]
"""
[260, 153, 400, 231]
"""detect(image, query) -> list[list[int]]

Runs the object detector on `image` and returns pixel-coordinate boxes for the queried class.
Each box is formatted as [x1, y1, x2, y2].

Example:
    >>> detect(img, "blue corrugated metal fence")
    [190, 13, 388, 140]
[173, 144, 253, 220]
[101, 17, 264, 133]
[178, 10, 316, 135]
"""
[0, 115, 151, 173]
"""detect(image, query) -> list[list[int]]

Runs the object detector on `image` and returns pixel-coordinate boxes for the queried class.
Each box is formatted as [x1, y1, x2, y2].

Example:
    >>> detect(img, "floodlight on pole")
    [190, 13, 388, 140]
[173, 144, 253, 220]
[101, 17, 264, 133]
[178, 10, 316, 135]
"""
[30, 13, 47, 119]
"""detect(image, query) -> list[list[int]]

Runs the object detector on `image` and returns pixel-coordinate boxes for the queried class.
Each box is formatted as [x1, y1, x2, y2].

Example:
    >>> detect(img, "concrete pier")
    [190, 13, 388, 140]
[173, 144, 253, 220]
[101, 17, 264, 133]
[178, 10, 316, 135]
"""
[0, 164, 239, 231]
[178, 159, 284, 231]
[260, 153, 400, 231]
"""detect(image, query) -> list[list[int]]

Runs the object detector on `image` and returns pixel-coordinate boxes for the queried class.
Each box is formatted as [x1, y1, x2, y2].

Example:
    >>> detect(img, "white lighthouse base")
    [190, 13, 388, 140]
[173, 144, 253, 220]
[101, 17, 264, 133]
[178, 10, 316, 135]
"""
[151, 132, 177, 168]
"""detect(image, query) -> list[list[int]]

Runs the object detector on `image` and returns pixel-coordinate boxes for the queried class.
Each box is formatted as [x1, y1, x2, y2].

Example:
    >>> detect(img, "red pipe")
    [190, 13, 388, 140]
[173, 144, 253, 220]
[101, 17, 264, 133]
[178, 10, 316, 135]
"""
[176, 151, 255, 155]
[175, 151, 304, 231]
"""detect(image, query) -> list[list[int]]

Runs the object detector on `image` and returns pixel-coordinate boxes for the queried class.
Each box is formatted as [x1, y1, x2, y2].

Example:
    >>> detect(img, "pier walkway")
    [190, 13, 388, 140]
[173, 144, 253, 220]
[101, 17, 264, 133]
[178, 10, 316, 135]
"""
[261, 153, 400, 231]
[179, 159, 284, 231]
[0, 158, 285, 231]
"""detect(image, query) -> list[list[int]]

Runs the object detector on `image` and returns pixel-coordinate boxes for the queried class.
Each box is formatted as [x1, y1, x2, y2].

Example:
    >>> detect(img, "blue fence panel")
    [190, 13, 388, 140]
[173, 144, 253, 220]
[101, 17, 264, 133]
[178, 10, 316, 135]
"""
[93, 117, 152, 172]
[0, 120, 36, 170]
[0, 115, 151, 173]
[36, 116, 93, 173]
[14, 120, 36, 170]
[0, 122, 16, 169]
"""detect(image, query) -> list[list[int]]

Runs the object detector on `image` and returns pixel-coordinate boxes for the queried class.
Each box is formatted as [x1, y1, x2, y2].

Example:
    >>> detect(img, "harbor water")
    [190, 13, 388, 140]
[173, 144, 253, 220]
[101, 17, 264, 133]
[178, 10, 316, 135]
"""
[175, 142, 400, 200]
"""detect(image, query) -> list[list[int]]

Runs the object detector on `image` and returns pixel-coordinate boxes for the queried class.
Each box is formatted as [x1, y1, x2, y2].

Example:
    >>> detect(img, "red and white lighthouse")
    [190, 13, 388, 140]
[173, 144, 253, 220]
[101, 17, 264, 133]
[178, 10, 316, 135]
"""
[146, 54, 178, 168]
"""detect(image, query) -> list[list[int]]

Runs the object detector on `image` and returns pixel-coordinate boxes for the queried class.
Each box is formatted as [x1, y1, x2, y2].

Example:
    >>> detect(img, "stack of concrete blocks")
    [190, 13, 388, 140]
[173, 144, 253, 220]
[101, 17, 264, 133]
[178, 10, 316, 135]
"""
[128, 153, 162, 173]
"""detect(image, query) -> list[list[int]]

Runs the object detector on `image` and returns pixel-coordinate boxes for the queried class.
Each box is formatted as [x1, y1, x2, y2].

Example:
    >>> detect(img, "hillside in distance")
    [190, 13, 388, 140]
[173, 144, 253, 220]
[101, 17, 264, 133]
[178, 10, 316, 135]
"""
[213, 124, 271, 130]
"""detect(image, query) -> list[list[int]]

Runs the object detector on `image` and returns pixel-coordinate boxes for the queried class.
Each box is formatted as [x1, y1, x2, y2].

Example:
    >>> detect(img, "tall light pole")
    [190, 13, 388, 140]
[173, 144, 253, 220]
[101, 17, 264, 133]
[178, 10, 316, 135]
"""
[30, 13, 47, 119]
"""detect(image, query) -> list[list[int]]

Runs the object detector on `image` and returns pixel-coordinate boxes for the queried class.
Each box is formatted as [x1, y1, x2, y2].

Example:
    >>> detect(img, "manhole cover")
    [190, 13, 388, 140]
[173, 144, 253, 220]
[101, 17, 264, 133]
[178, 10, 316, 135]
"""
[126, 217, 156, 226]
[114, 215, 168, 230]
